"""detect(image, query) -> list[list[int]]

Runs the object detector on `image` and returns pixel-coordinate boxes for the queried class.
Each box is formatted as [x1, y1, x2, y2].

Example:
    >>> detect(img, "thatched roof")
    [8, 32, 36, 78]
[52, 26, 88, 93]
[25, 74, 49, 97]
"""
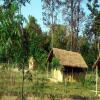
[93, 56, 100, 68]
[47, 48, 88, 68]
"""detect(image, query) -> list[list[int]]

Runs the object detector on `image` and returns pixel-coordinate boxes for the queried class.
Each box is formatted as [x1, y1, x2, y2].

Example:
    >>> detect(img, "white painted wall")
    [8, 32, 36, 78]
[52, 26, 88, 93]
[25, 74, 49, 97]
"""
[52, 69, 63, 82]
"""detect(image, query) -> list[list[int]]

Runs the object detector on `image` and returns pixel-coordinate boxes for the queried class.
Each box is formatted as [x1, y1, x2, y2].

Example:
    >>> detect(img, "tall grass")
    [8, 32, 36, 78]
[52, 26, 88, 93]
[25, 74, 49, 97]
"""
[0, 65, 99, 99]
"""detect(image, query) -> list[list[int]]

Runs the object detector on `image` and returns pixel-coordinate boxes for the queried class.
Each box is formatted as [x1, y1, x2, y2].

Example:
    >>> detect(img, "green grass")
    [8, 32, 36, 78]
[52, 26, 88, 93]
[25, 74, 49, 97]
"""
[0, 68, 99, 99]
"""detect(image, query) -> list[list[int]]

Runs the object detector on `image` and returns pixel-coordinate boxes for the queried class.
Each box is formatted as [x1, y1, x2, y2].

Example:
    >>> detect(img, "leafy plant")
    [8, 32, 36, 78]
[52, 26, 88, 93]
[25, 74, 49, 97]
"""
[50, 57, 60, 70]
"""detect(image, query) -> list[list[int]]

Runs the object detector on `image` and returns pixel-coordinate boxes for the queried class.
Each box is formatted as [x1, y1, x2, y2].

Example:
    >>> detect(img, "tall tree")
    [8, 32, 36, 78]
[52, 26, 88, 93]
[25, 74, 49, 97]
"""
[0, 0, 31, 63]
[79, 35, 98, 69]
[25, 15, 48, 70]
[87, 0, 99, 15]
[26, 15, 42, 35]
[49, 24, 70, 49]
[0, 0, 30, 99]
[42, 0, 61, 48]
[62, 0, 85, 51]
[87, 0, 100, 55]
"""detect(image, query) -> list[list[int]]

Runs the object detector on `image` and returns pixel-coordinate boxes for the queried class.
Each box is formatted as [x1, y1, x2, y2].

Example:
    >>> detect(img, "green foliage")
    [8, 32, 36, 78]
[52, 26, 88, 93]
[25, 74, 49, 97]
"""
[84, 75, 95, 89]
[33, 77, 47, 92]
[87, 0, 99, 15]
[86, 0, 100, 43]
[82, 6, 99, 68]
[74, 0, 100, 91]
[24, 16, 49, 70]
[92, 13, 100, 36]
[79, 35, 97, 69]
[3, 0, 30, 6]
[0, 0, 28, 64]
[1, 1, 31, 60]
[49, 24, 69, 49]
[42, 0, 61, 26]
[50, 57, 60, 70]
[30, 46, 47, 70]
[0, 3, 48, 69]
[0, 69, 98, 98]
[28, 32, 48, 69]
[24, 70, 33, 81]
[26, 15, 42, 35]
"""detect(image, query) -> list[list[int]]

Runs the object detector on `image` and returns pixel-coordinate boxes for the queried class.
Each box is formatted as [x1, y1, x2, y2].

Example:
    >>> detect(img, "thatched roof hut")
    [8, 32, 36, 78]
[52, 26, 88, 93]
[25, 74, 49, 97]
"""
[47, 48, 88, 82]
[48, 48, 88, 68]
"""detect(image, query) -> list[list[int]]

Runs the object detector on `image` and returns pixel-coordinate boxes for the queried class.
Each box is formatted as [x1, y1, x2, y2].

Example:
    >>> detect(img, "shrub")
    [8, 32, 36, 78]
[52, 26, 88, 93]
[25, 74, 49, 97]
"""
[50, 57, 60, 70]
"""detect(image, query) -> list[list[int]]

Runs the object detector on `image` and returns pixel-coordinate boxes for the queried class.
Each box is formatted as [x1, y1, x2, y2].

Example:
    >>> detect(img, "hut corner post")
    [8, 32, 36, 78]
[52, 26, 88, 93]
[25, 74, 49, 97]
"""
[72, 68, 73, 82]
[96, 65, 98, 95]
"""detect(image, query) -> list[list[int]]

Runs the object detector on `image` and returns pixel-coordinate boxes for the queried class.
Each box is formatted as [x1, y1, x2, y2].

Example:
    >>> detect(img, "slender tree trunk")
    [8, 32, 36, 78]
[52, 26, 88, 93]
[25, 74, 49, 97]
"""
[71, 0, 74, 51]
[22, 63, 25, 100]
[76, 0, 80, 52]
[49, 0, 55, 78]
[96, 65, 98, 95]
[19, 3, 25, 100]
[97, 41, 100, 56]
[20, 24, 25, 100]
[51, 0, 54, 49]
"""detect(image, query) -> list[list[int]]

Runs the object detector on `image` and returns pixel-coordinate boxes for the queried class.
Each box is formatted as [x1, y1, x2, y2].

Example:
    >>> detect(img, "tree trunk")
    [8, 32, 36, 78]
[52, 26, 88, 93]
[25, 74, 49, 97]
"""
[71, 0, 74, 51]
[22, 63, 25, 100]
